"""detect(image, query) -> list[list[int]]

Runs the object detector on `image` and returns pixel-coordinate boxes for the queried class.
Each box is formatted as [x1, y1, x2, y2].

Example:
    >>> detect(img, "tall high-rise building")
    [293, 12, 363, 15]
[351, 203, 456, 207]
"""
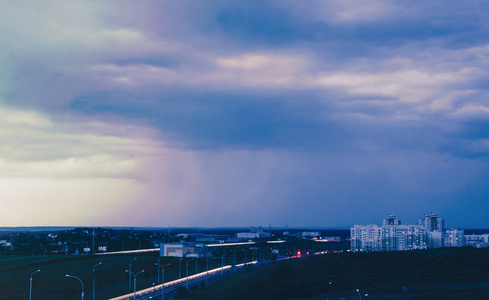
[383, 214, 401, 226]
[423, 213, 445, 248]
[423, 213, 444, 232]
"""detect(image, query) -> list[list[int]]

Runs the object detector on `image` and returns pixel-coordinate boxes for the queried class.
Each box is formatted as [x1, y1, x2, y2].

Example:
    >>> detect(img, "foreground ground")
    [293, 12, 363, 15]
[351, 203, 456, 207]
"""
[0, 252, 193, 299]
[190, 247, 489, 299]
[0, 239, 345, 299]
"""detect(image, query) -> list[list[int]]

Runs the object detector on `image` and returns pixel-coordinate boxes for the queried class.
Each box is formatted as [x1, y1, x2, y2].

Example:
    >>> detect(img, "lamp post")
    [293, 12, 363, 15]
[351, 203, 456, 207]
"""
[155, 262, 170, 299]
[179, 257, 182, 278]
[126, 270, 144, 300]
[29, 269, 41, 300]
[233, 249, 236, 273]
[66, 274, 84, 300]
[195, 257, 198, 274]
[206, 257, 209, 285]
[128, 258, 137, 291]
[356, 288, 362, 300]
[325, 281, 332, 300]
[92, 262, 102, 300]
[157, 256, 161, 284]
[221, 250, 225, 278]
[160, 263, 171, 300]
[185, 259, 194, 291]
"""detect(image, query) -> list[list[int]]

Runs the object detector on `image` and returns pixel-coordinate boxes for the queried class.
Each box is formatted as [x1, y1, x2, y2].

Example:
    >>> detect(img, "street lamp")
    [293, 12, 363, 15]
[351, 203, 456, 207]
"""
[356, 288, 362, 300]
[206, 257, 209, 285]
[155, 263, 171, 300]
[126, 270, 144, 300]
[195, 256, 198, 274]
[185, 259, 194, 291]
[179, 257, 182, 278]
[325, 281, 332, 300]
[128, 258, 137, 291]
[29, 269, 41, 300]
[92, 262, 102, 300]
[66, 274, 84, 300]
[157, 256, 161, 284]
[221, 250, 225, 278]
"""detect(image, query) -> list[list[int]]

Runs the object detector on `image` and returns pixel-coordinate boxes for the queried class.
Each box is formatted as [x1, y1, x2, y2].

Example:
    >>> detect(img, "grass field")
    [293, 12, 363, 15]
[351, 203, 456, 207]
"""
[189, 247, 489, 299]
[0, 251, 218, 300]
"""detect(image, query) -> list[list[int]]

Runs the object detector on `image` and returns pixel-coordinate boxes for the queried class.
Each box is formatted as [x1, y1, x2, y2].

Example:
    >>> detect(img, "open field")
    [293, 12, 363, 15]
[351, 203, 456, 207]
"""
[0, 251, 214, 300]
[0, 238, 347, 299]
[190, 247, 489, 299]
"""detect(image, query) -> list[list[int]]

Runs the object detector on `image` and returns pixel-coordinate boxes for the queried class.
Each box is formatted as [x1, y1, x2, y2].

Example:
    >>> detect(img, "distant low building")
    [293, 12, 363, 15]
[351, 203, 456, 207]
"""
[195, 235, 238, 243]
[465, 234, 489, 248]
[237, 226, 270, 240]
[301, 232, 321, 238]
[322, 236, 341, 242]
[237, 232, 259, 239]
[0, 240, 12, 247]
[159, 242, 210, 258]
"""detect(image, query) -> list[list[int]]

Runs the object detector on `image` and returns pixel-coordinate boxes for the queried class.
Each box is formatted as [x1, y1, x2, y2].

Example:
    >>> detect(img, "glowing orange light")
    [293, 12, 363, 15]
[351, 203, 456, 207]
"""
[306, 252, 309, 255]
[297, 251, 301, 255]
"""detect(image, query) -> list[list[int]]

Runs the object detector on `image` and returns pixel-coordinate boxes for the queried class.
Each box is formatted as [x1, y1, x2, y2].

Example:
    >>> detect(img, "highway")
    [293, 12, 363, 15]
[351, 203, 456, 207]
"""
[110, 250, 328, 299]
[110, 262, 257, 300]
[95, 248, 160, 255]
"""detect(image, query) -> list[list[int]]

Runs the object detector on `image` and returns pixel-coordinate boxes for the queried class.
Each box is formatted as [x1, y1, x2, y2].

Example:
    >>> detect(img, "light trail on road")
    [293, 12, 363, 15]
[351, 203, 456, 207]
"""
[110, 262, 258, 300]
[95, 248, 160, 255]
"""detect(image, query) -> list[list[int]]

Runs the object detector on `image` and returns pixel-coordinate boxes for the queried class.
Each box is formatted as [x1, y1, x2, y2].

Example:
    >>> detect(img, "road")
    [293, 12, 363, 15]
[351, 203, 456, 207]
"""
[110, 262, 257, 300]
[95, 248, 160, 256]
[111, 251, 327, 300]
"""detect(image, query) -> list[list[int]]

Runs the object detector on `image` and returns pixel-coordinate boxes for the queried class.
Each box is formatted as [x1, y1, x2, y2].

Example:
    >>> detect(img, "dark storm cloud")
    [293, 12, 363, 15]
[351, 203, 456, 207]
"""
[3, 1, 489, 227]
[71, 89, 348, 150]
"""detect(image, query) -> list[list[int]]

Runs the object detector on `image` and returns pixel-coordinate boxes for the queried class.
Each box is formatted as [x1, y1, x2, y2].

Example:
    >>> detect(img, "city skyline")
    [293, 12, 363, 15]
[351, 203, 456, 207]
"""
[351, 212, 488, 252]
[2, 1, 489, 228]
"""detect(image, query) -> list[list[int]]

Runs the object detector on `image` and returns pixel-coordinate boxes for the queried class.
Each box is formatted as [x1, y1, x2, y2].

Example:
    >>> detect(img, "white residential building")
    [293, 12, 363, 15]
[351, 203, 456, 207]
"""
[351, 224, 382, 252]
[445, 229, 464, 247]
[352, 213, 489, 252]
[465, 234, 489, 248]
[351, 214, 429, 252]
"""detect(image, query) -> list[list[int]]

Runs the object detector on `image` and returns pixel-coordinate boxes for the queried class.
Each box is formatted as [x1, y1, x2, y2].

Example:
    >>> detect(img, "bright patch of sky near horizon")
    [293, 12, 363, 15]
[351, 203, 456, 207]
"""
[1, 0, 489, 227]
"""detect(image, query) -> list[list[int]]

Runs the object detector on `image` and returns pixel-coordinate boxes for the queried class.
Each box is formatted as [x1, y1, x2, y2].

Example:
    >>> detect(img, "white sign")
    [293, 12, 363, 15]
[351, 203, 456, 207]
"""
[83, 247, 91, 253]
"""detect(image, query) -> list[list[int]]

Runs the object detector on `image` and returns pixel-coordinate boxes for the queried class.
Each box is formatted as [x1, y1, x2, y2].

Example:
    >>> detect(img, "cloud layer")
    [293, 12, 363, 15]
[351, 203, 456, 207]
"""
[2, 1, 489, 227]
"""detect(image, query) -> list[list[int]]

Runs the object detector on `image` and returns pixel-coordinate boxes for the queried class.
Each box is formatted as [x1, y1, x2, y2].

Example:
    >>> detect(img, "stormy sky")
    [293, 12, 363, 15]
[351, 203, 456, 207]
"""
[2, 0, 489, 228]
